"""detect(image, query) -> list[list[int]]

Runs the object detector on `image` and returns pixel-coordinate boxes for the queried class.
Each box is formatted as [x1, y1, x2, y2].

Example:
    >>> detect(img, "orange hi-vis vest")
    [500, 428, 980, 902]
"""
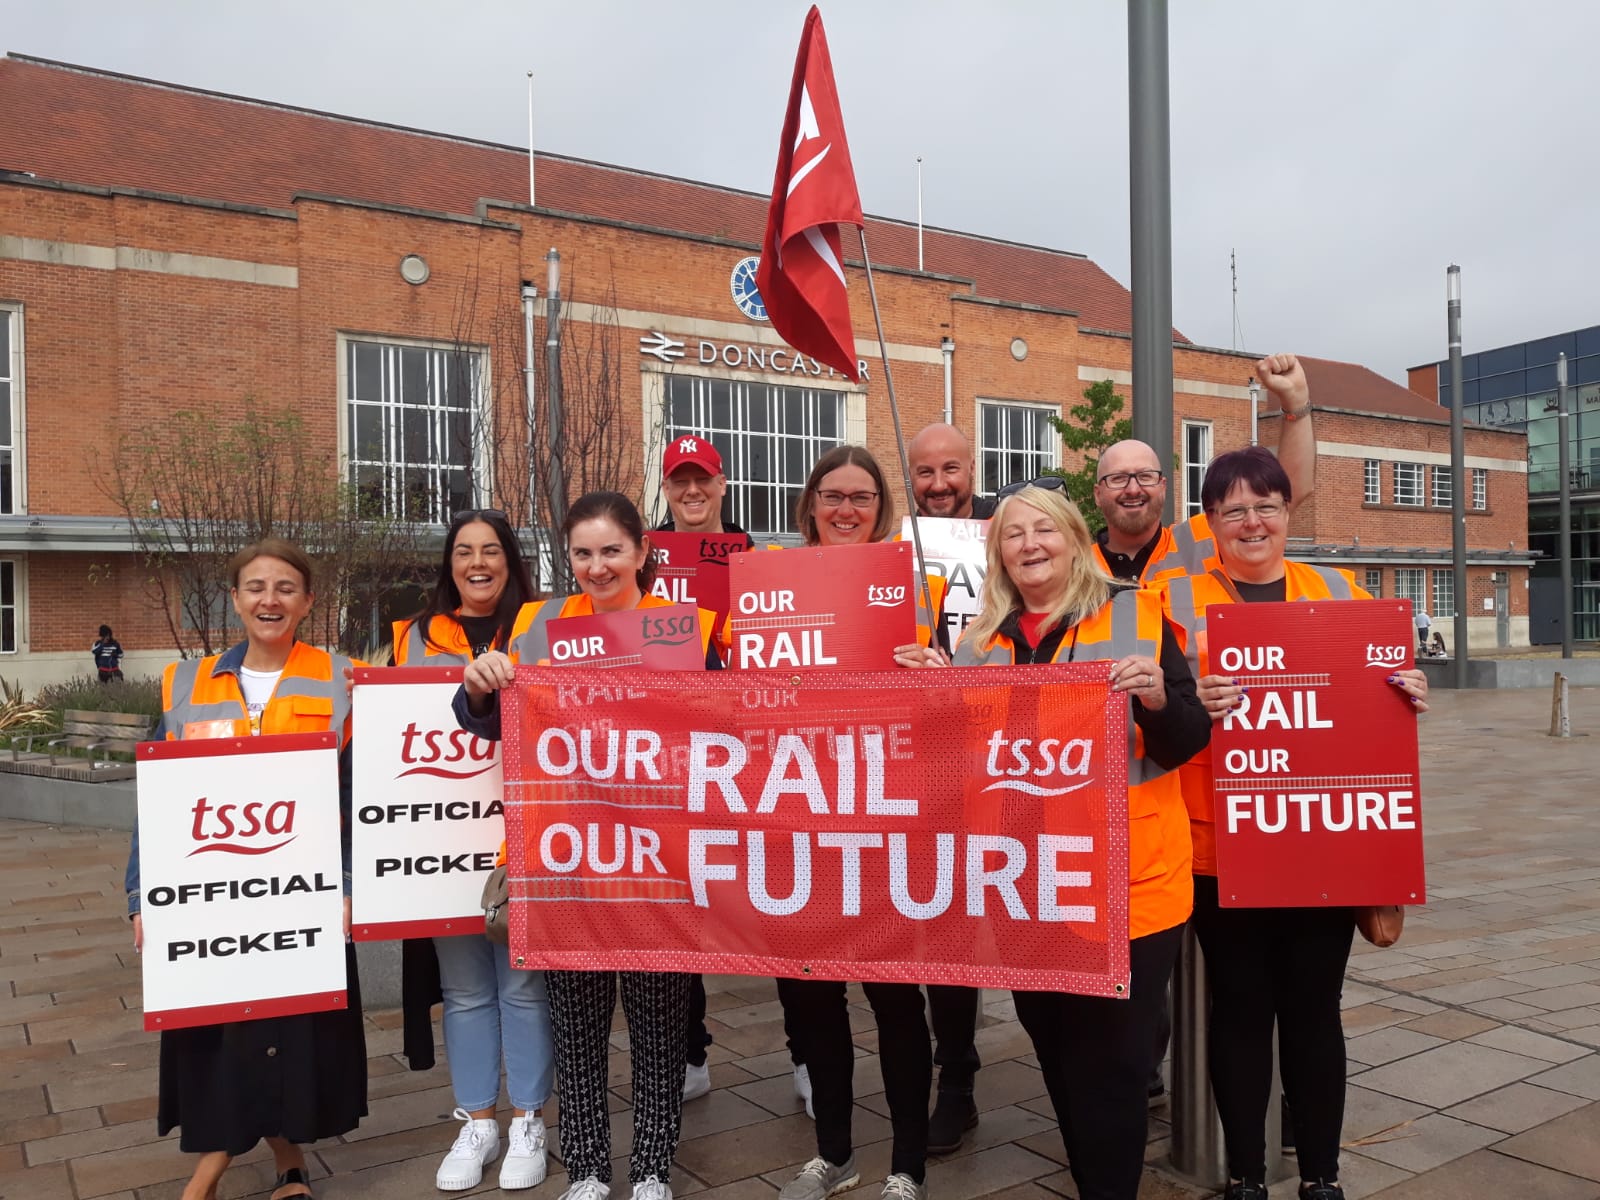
[1092, 513, 1222, 588]
[392, 609, 541, 667]
[1159, 561, 1364, 875]
[952, 588, 1194, 940]
[161, 639, 359, 746]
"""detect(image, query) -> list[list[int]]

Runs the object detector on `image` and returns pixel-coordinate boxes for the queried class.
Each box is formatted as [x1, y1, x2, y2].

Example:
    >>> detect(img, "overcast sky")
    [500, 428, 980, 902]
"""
[3, 0, 1595, 381]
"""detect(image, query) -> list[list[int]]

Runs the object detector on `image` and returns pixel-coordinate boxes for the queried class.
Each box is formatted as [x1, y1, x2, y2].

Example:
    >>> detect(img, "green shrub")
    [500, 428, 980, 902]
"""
[35, 675, 164, 724]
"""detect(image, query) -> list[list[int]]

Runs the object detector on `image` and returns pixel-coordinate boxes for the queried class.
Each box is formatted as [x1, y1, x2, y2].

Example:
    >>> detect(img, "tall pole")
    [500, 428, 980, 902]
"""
[916, 156, 924, 272]
[1447, 265, 1468, 687]
[545, 247, 568, 591]
[526, 72, 536, 207]
[1129, 0, 1175, 523]
[1248, 378, 1260, 448]
[1558, 352, 1574, 658]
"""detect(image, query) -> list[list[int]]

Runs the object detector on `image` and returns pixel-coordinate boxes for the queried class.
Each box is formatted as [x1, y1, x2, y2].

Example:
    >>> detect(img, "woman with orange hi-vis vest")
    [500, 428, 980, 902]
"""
[1159, 448, 1429, 1200]
[897, 481, 1208, 1200]
[452, 491, 718, 1200]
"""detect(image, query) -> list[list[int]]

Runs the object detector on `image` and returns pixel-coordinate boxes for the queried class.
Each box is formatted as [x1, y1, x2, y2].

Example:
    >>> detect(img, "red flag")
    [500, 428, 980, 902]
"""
[756, 6, 865, 382]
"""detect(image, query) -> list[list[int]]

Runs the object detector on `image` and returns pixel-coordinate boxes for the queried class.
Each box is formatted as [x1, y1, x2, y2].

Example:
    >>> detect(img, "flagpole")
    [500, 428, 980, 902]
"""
[855, 228, 940, 647]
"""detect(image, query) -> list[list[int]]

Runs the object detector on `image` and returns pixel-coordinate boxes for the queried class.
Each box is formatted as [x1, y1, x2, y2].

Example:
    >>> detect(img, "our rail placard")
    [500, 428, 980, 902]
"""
[135, 732, 346, 1030]
[649, 531, 748, 630]
[351, 668, 503, 940]
[728, 542, 917, 670]
[1206, 599, 1427, 908]
[501, 665, 1131, 996]
[546, 603, 708, 670]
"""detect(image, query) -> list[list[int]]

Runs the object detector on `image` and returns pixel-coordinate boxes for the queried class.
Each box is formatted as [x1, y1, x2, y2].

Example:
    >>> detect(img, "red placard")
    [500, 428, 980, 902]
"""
[649, 532, 748, 629]
[546, 604, 707, 670]
[1206, 599, 1426, 908]
[501, 664, 1132, 996]
[728, 542, 916, 669]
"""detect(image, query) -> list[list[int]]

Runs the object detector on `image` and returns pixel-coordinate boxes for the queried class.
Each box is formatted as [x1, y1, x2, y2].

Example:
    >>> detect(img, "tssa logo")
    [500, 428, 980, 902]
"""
[1364, 643, 1408, 668]
[866, 584, 906, 608]
[639, 610, 697, 647]
[398, 723, 498, 780]
[981, 731, 1095, 796]
[187, 796, 297, 856]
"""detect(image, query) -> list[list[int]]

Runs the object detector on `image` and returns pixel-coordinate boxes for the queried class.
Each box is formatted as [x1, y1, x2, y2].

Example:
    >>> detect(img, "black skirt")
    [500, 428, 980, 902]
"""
[157, 942, 368, 1154]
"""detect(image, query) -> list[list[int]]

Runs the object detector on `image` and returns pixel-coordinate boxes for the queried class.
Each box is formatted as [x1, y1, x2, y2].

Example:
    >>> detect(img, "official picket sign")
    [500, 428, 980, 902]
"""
[728, 542, 916, 669]
[546, 603, 708, 670]
[351, 668, 502, 940]
[136, 732, 346, 1030]
[501, 664, 1132, 995]
[1206, 599, 1427, 908]
[902, 515, 988, 646]
[649, 531, 748, 630]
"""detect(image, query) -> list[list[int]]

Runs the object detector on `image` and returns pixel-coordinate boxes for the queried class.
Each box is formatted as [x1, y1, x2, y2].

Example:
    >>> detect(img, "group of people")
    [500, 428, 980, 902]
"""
[124, 353, 1427, 1200]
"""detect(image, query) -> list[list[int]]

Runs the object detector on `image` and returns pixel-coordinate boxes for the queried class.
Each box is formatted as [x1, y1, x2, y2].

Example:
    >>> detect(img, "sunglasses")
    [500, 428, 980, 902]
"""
[996, 476, 1068, 501]
[452, 509, 509, 523]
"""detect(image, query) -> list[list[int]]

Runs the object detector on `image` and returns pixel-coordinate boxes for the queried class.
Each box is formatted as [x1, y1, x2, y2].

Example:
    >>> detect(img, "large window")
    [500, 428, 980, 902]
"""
[1182, 421, 1212, 519]
[1364, 568, 1382, 597]
[1473, 468, 1487, 510]
[1432, 465, 1453, 507]
[1394, 568, 1426, 612]
[344, 337, 484, 523]
[1432, 568, 1456, 618]
[0, 307, 19, 514]
[0, 561, 15, 653]
[664, 375, 846, 537]
[1363, 459, 1380, 504]
[1394, 462, 1424, 506]
[977, 400, 1058, 495]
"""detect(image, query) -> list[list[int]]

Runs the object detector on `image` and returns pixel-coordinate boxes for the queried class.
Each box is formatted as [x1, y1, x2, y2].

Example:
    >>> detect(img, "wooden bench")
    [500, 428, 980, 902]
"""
[7, 709, 155, 783]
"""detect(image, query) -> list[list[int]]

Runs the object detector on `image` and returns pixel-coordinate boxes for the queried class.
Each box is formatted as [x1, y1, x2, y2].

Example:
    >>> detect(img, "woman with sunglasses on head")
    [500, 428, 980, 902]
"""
[453, 491, 719, 1200]
[895, 480, 1208, 1200]
[392, 509, 556, 1194]
[777, 445, 945, 1200]
[1159, 447, 1428, 1200]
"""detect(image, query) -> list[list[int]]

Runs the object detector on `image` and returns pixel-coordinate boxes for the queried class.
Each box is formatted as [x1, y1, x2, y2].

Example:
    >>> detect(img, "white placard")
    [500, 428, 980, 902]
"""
[136, 733, 346, 1030]
[351, 670, 503, 939]
[902, 515, 990, 647]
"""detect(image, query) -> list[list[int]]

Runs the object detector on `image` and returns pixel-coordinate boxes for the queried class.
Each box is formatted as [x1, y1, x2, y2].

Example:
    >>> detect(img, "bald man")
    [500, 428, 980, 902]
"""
[909, 423, 995, 520]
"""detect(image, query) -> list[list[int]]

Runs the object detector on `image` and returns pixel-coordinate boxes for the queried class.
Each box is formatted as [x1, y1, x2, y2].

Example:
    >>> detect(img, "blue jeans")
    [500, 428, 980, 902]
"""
[434, 933, 555, 1112]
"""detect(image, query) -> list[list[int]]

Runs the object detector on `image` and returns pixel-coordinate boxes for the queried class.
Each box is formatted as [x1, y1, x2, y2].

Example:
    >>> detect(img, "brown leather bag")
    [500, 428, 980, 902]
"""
[481, 865, 510, 945]
[1356, 905, 1405, 948]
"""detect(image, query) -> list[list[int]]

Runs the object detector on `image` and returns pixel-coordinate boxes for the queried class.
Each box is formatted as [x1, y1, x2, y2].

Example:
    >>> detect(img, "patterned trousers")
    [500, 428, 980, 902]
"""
[548, 969, 691, 1184]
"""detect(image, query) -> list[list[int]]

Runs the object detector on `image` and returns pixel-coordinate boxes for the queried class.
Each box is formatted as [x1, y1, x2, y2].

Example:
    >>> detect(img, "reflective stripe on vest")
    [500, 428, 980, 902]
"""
[163, 657, 240, 731]
[395, 618, 469, 667]
[510, 598, 575, 665]
[1144, 516, 1216, 583]
[164, 648, 355, 746]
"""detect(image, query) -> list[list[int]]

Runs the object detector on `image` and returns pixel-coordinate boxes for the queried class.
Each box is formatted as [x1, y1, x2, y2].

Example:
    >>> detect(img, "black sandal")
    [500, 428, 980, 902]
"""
[271, 1166, 315, 1200]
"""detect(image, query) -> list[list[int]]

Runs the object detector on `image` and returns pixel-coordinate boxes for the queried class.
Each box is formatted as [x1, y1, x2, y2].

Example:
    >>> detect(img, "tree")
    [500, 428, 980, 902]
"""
[1045, 378, 1131, 534]
[107, 409, 427, 658]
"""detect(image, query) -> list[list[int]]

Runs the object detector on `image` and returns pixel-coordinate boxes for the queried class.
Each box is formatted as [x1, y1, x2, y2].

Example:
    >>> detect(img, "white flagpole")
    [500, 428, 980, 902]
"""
[856, 227, 939, 643]
[527, 71, 536, 206]
[916, 157, 924, 271]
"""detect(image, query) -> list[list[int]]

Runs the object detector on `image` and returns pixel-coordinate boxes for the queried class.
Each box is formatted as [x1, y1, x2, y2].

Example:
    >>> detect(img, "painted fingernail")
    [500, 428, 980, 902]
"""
[1411, 697, 1422, 705]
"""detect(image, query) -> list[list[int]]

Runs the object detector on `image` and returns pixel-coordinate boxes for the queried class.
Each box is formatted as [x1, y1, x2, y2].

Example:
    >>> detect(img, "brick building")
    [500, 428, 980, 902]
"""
[0, 54, 1532, 686]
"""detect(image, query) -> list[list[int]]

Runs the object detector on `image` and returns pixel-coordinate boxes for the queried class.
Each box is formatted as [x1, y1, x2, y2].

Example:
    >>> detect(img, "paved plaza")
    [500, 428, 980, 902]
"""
[2, 686, 1598, 1200]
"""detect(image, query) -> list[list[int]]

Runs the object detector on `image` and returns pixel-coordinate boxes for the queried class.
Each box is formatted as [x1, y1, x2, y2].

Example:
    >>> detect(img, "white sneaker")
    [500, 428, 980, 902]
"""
[683, 1062, 711, 1101]
[499, 1112, 548, 1190]
[560, 1179, 612, 1200]
[630, 1177, 673, 1200]
[881, 1174, 926, 1200]
[793, 1062, 814, 1119]
[435, 1107, 500, 1191]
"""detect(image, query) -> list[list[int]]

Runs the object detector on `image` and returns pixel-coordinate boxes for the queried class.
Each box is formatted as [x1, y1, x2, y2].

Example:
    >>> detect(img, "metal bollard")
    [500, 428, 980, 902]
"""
[1170, 923, 1224, 1187]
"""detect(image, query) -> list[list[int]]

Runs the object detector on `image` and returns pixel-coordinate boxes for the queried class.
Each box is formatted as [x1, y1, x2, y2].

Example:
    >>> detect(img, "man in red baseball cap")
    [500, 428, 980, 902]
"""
[658, 434, 749, 540]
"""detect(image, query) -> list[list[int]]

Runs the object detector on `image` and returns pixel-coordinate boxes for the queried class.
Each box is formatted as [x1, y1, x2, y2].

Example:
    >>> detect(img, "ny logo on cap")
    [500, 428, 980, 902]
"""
[678, 437, 699, 453]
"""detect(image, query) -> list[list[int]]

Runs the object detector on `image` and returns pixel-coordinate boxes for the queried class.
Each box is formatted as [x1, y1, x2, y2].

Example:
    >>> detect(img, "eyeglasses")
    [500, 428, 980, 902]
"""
[1213, 501, 1286, 525]
[997, 476, 1067, 500]
[815, 490, 879, 509]
[452, 509, 509, 523]
[1096, 470, 1164, 489]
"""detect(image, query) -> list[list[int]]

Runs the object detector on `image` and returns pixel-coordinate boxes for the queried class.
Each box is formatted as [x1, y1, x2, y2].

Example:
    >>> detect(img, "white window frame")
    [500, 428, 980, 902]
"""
[336, 332, 489, 525]
[1472, 467, 1487, 510]
[1364, 568, 1382, 597]
[1432, 465, 1453, 507]
[1394, 568, 1426, 611]
[1432, 568, 1456, 619]
[1182, 421, 1213, 520]
[1363, 459, 1380, 505]
[0, 304, 25, 516]
[1393, 462, 1424, 507]
[975, 398, 1060, 496]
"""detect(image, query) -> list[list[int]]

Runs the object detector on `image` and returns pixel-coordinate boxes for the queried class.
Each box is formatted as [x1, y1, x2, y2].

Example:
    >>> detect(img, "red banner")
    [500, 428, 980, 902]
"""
[649, 532, 747, 630]
[1206, 600, 1427, 908]
[501, 665, 1131, 995]
[546, 604, 706, 670]
[728, 542, 916, 670]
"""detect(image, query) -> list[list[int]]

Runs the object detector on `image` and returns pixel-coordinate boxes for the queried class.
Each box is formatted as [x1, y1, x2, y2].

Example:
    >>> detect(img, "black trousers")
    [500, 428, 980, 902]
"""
[927, 985, 981, 1093]
[685, 974, 713, 1068]
[1015, 923, 1183, 1200]
[777, 977, 932, 1180]
[1190, 875, 1356, 1183]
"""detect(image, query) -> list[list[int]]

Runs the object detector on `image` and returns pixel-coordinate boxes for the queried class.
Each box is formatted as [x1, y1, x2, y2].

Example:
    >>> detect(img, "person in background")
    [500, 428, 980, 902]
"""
[394, 509, 555, 1194]
[908, 422, 995, 520]
[1414, 605, 1432, 656]
[124, 539, 367, 1200]
[93, 623, 125, 682]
